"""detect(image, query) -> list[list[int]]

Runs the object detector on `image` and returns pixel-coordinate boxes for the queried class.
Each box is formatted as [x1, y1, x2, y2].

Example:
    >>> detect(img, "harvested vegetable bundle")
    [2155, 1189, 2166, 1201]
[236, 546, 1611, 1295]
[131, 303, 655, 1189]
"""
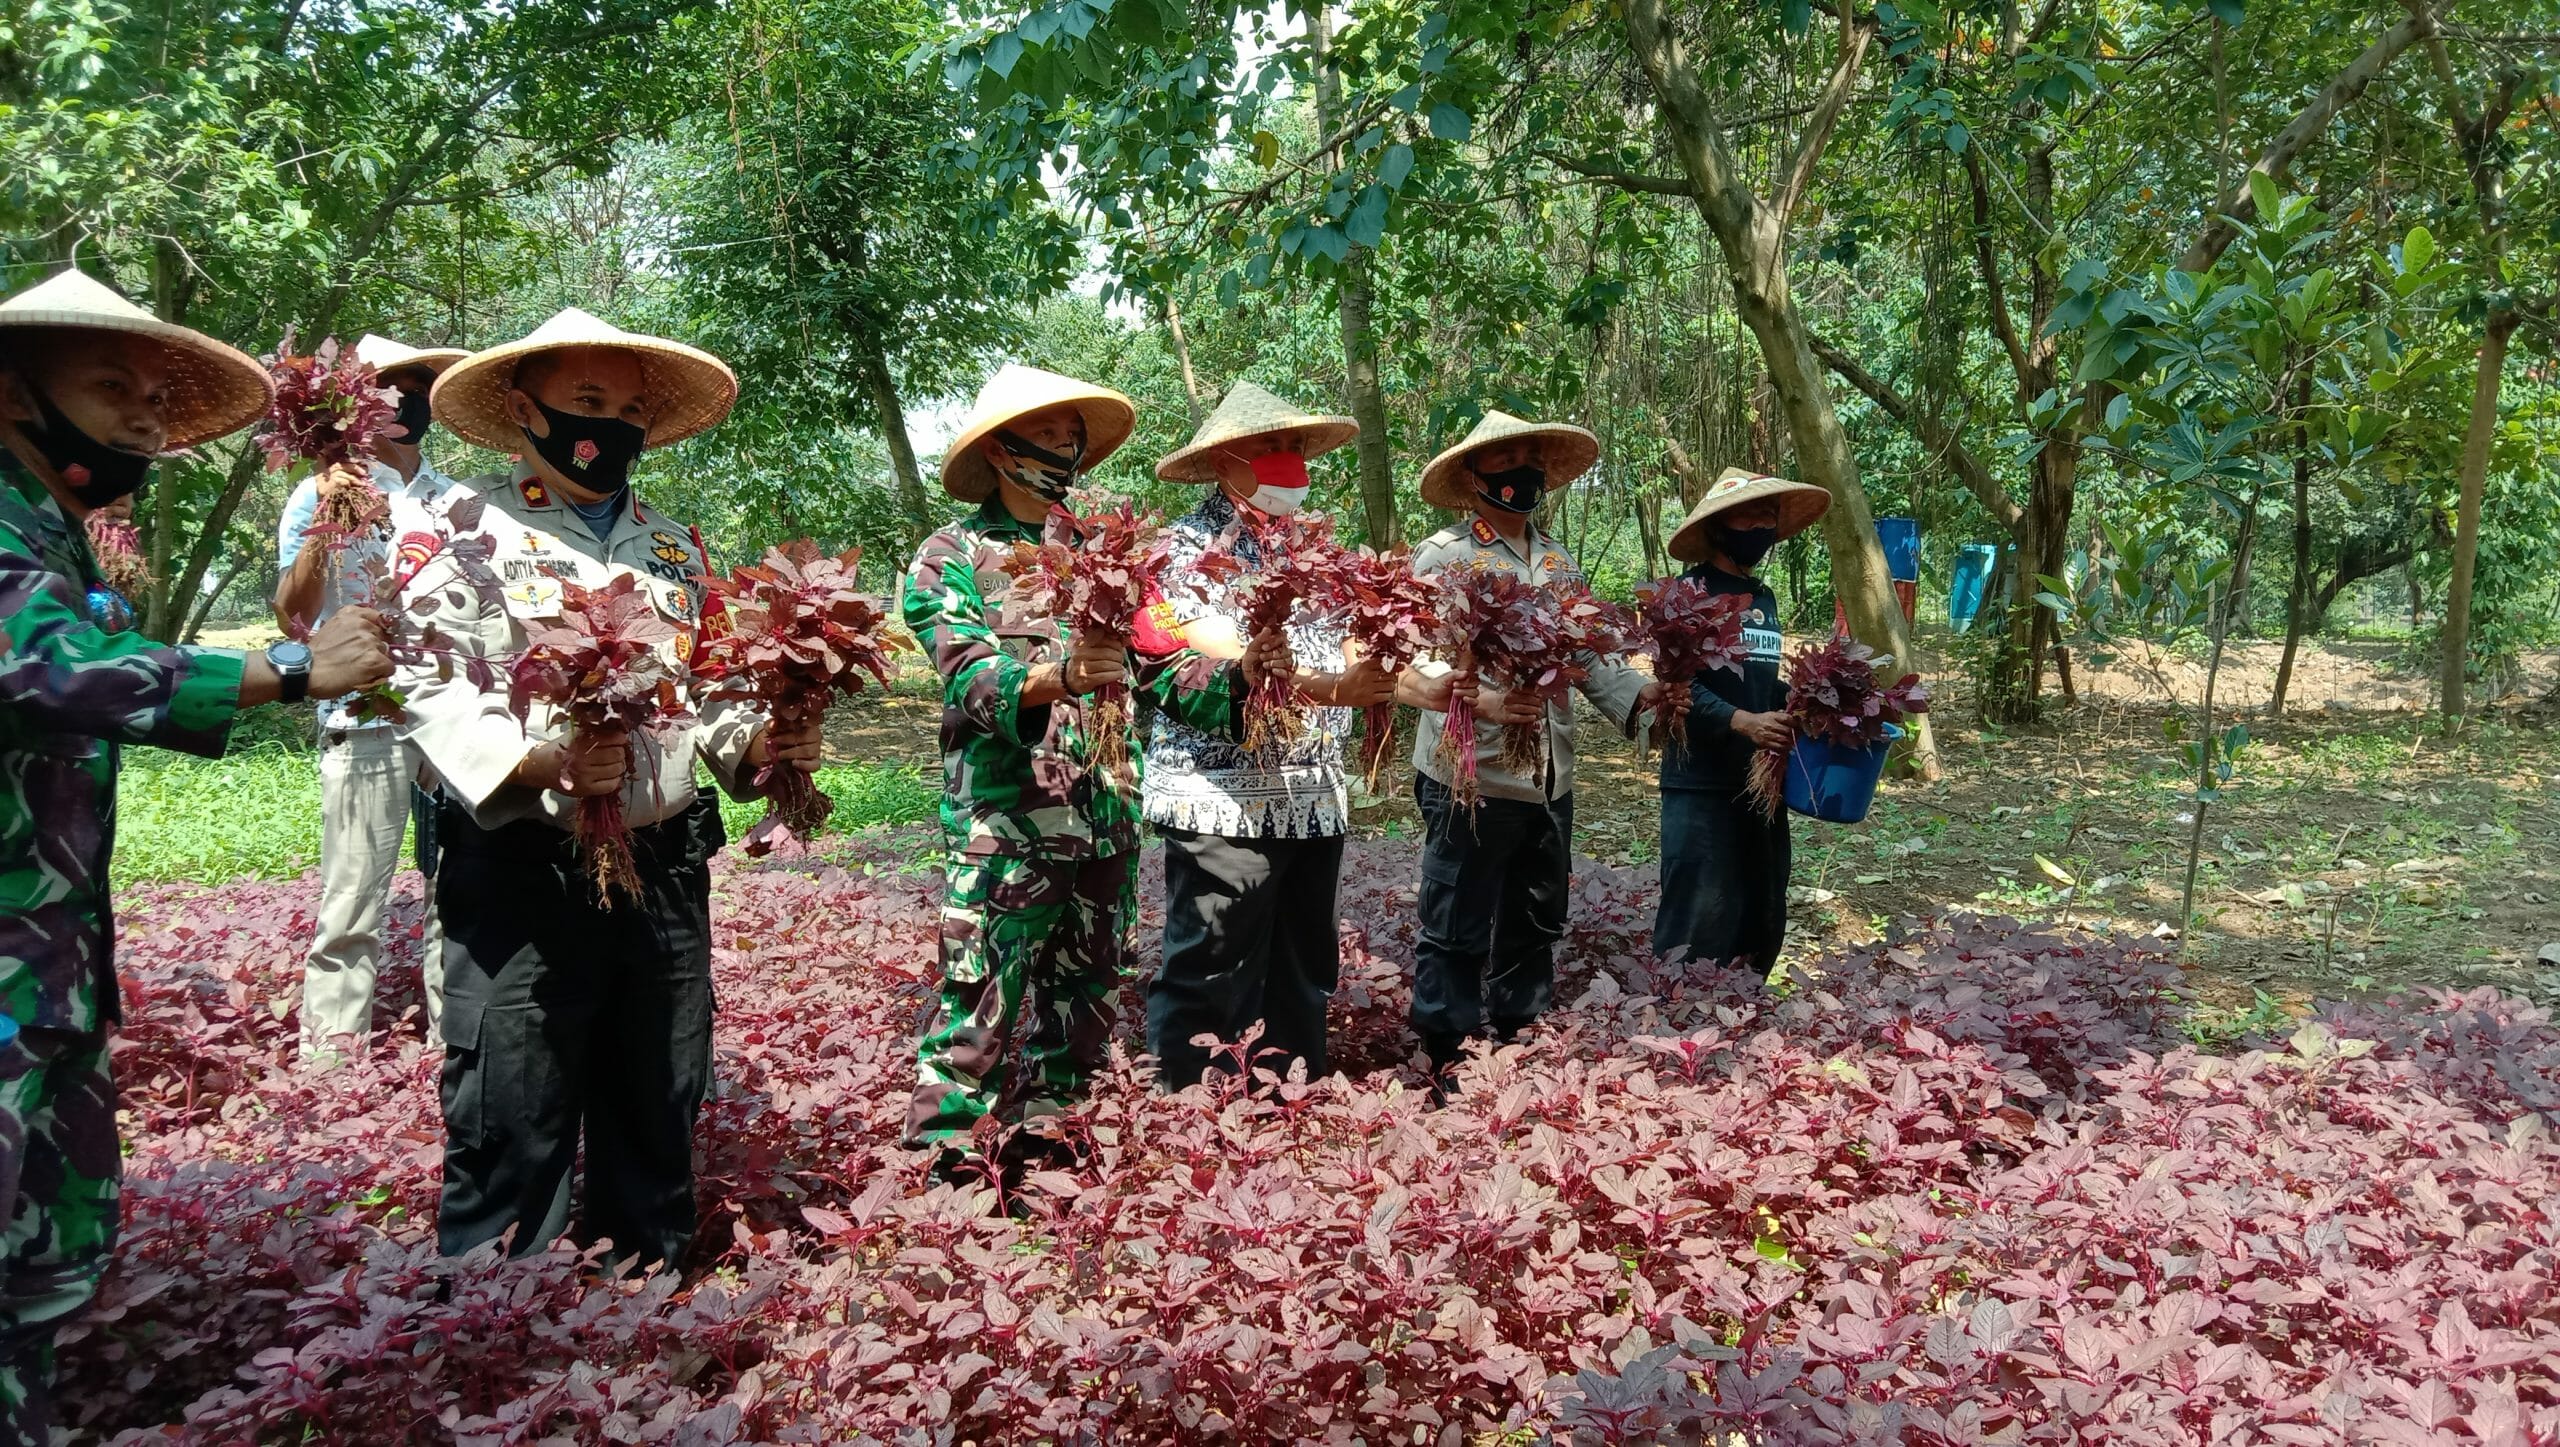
[1001, 501, 1164, 781]
[507, 572, 694, 901]
[1217, 512, 1343, 753]
[1318, 546, 1442, 790]
[695, 540, 905, 856]
[260, 333, 399, 566]
[332, 493, 506, 726]
[82, 510, 149, 602]
[1633, 576, 1749, 753]
[1747, 635, 1929, 819]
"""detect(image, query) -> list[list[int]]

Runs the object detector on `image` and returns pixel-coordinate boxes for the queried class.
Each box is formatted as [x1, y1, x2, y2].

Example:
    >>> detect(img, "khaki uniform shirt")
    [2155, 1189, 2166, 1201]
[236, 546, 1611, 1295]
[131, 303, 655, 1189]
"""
[392, 466, 764, 831]
[1408, 516, 1649, 804]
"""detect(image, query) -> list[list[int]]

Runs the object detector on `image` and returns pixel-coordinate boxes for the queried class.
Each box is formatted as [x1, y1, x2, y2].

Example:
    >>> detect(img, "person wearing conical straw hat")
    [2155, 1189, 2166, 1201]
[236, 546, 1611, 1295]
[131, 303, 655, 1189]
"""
[1134, 381, 1392, 1092]
[393, 308, 820, 1270]
[1653, 467, 1830, 977]
[1390, 410, 1683, 1098]
[899, 364, 1253, 1187]
[274, 333, 470, 1069]
[0, 267, 392, 1440]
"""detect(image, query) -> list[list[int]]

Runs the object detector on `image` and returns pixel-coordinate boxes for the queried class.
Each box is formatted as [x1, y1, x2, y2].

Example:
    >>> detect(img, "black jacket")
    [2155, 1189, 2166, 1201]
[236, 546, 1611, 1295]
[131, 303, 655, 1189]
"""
[1659, 563, 1784, 791]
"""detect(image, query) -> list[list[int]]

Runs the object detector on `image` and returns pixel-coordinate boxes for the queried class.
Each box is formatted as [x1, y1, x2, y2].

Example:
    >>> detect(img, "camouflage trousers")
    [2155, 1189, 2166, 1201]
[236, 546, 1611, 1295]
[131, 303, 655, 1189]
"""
[904, 852, 1136, 1147]
[0, 1029, 117, 1446]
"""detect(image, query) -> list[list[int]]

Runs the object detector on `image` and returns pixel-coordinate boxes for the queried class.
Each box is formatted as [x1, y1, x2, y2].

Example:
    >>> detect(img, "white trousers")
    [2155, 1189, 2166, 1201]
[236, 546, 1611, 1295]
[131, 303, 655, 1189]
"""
[299, 727, 444, 1062]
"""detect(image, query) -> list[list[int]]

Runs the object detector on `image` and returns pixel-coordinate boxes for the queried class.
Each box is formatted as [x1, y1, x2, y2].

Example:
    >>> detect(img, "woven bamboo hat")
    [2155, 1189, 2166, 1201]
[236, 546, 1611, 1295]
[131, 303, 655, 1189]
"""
[0, 269, 273, 450]
[940, 363, 1137, 502]
[352, 333, 468, 379]
[1155, 380, 1357, 483]
[1417, 410, 1600, 510]
[1667, 466, 1832, 563]
[429, 308, 736, 455]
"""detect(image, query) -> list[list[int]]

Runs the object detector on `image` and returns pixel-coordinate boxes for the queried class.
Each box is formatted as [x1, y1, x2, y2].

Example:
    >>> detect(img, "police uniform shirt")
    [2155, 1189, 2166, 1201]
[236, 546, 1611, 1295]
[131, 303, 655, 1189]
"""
[390, 465, 764, 831]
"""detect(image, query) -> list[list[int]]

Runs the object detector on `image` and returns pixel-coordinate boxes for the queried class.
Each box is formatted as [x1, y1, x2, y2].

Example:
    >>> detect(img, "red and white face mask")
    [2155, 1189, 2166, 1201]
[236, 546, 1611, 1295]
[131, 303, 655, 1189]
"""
[1240, 449, 1310, 516]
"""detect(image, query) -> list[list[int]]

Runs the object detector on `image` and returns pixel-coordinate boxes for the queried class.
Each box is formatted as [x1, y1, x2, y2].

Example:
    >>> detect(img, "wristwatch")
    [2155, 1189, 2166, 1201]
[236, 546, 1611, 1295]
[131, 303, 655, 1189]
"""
[265, 639, 314, 703]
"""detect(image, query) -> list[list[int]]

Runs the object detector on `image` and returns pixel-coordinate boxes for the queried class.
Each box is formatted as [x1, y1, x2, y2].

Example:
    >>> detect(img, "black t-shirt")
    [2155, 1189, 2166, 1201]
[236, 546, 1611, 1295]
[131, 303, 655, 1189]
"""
[1659, 563, 1784, 791]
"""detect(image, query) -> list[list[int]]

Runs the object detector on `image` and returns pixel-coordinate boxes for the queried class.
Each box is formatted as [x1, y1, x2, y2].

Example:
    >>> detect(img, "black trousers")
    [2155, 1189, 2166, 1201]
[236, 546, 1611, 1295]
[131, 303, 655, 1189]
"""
[1654, 786, 1790, 975]
[1148, 829, 1345, 1089]
[433, 796, 721, 1269]
[1411, 773, 1572, 1061]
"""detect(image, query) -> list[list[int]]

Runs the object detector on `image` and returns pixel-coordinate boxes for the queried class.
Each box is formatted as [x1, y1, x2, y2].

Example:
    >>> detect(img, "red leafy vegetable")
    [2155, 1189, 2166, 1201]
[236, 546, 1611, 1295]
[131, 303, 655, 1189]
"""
[1316, 546, 1442, 791]
[259, 332, 398, 476]
[695, 541, 907, 856]
[506, 573, 694, 900]
[1633, 576, 1749, 753]
[83, 509, 148, 601]
[1747, 635, 1930, 818]
[1213, 512, 1344, 754]
[1429, 572, 1626, 807]
[1000, 501, 1165, 782]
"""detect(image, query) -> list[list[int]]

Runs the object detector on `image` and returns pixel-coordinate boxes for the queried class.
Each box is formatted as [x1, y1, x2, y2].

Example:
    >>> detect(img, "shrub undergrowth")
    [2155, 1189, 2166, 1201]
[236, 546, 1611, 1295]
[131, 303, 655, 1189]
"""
[72, 835, 2560, 1444]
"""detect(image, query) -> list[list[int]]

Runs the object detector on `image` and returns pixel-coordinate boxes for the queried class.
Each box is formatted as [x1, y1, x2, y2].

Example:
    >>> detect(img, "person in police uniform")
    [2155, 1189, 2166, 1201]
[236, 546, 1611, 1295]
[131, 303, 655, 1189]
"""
[1391, 411, 1682, 1096]
[393, 308, 821, 1269]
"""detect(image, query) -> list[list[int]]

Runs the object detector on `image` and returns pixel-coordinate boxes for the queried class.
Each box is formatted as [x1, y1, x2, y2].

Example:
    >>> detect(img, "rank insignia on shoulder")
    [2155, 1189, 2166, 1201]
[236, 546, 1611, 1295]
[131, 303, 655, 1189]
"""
[649, 530, 692, 566]
[518, 479, 550, 509]
[1470, 517, 1499, 546]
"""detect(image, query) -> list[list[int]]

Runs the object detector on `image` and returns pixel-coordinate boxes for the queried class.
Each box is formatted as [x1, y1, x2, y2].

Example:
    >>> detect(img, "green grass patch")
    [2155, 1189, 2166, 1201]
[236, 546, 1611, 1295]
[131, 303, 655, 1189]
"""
[114, 743, 939, 889]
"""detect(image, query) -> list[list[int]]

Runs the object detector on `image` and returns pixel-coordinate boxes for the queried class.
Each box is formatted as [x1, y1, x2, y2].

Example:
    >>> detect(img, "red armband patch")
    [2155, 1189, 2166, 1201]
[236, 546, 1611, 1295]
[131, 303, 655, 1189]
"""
[1129, 598, 1188, 659]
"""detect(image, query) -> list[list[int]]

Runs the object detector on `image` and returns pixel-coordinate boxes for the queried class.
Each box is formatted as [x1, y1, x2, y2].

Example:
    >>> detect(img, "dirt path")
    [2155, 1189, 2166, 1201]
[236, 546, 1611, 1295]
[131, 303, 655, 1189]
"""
[842, 638, 2560, 1014]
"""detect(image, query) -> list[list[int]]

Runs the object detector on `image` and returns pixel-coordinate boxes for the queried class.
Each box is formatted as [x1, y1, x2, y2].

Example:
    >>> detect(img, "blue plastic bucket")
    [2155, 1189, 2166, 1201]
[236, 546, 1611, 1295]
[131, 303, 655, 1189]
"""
[1875, 517, 1921, 582]
[1949, 543, 1999, 633]
[1783, 722, 1903, 824]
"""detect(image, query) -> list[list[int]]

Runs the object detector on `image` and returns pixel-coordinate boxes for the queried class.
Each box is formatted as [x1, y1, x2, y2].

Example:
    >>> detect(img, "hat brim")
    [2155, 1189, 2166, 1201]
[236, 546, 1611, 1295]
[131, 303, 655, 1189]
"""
[940, 391, 1138, 502]
[430, 335, 737, 455]
[0, 317, 274, 451]
[1418, 423, 1598, 510]
[1667, 479, 1832, 563]
[372, 347, 468, 378]
[1156, 416, 1358, 482]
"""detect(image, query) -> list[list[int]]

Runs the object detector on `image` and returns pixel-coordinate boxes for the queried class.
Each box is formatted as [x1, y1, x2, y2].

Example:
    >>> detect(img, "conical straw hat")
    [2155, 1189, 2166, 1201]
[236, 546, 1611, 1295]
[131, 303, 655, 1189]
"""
[0, 269, 273, 450]
[429, 308, 736, 455]
[1416, 410, 1599, 510]
[1667, 466, 1833, 564]
[1154, 380, 1357, 482]
[940, 363, 1137, 502]
[352, 333, 468, 378]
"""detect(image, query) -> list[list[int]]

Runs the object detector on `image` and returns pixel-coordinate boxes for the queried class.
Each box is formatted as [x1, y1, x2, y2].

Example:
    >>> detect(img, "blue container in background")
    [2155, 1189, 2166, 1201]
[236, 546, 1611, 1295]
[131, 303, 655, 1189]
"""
[1783, 723, 1903, 824]
[1875, 517, 1921, 582]
[1949, 543, 2000, 633]
[0, 1014, 17, 1049]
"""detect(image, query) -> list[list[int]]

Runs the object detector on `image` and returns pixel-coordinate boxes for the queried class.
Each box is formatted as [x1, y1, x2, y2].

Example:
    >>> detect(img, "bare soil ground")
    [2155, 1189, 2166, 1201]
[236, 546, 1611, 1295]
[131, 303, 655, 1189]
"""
[724, 630, 2560, 1018]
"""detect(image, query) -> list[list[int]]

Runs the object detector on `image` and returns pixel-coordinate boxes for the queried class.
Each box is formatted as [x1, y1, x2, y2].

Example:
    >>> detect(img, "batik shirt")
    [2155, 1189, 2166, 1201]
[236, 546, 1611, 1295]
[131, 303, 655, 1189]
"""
[1138, 490, 1351, 838]
[0, 454, 243, 1034]
[901, 495, 1243, 862]
[277, 456, 458, 731]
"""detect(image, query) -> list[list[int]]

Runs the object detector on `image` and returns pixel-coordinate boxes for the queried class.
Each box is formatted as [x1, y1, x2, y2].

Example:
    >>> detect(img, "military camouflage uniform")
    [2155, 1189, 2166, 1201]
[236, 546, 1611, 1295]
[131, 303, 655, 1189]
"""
[900, 496, 1240, 1146]
[0, 455, 244, 1437]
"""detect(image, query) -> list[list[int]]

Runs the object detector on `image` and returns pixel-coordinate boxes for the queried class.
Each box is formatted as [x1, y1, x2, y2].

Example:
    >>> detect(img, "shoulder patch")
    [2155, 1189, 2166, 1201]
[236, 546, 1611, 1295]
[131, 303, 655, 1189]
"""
[518, 479, 551, 509]
[1470, 516, 1499, 546]
[649, 529, 693, 566]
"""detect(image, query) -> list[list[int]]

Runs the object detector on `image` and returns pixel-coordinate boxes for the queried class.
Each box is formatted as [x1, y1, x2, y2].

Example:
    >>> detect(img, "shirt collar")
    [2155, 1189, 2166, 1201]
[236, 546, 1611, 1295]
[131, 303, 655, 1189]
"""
[0, 447, 70, 539]
[976, 492, 1038, 540]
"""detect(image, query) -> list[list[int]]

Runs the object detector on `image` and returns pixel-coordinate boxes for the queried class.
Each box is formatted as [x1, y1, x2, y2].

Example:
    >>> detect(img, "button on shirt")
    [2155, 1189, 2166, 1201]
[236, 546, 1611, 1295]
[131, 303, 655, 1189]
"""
[0, 454, 242, 1033]
[1140, 490, 1351, 839]
[1407, 516, 1649, 804]
[390, 467, 763, 832]
[276, 458, 459, 731]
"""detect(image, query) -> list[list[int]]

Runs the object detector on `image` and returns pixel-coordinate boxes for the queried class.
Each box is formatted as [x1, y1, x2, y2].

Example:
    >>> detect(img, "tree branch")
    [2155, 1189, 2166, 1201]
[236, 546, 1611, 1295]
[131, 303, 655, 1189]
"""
[1963, 147, 2034, 392]
[1810, 332, 2023, 535]
[2180, 9, 2434, 270]
[1774, 9, 1878, 225]
[1543, 151, 1695, 196]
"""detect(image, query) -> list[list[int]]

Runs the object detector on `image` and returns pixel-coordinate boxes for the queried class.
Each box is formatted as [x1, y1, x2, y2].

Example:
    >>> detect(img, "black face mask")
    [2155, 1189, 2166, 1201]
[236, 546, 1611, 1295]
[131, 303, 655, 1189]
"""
[519, 397, 645, 492]
[1719, 524, 1781, 570]
[24, 384, 154, 507]
[392, 386, 434, 445]
[992, 426, 1086, 502]
[1472, 463, 1546, 514]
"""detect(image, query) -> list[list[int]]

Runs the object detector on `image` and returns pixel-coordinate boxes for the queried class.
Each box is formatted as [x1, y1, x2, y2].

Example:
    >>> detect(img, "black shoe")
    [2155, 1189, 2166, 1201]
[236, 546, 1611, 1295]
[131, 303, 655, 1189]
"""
[1422, 1033, 1464, 1107]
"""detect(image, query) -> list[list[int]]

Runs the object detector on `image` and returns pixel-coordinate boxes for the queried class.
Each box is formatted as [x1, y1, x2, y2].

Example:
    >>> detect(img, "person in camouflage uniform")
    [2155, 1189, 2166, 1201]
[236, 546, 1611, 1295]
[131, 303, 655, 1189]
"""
[0, 270, 392, 1442]
[900, 365, 1255, 1182]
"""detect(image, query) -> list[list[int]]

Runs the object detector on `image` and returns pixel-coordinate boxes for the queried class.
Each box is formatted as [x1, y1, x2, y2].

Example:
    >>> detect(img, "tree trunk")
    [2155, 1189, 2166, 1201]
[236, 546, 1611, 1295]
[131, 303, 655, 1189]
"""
[2440, 307, 2516, 720]
[1620, 0, 1940, 779]
[1312, 5, 1399, 549]
[854, 325, 933, 548]
[1165, 296, 1206, 428]
[2271, 379, 2316, 716]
